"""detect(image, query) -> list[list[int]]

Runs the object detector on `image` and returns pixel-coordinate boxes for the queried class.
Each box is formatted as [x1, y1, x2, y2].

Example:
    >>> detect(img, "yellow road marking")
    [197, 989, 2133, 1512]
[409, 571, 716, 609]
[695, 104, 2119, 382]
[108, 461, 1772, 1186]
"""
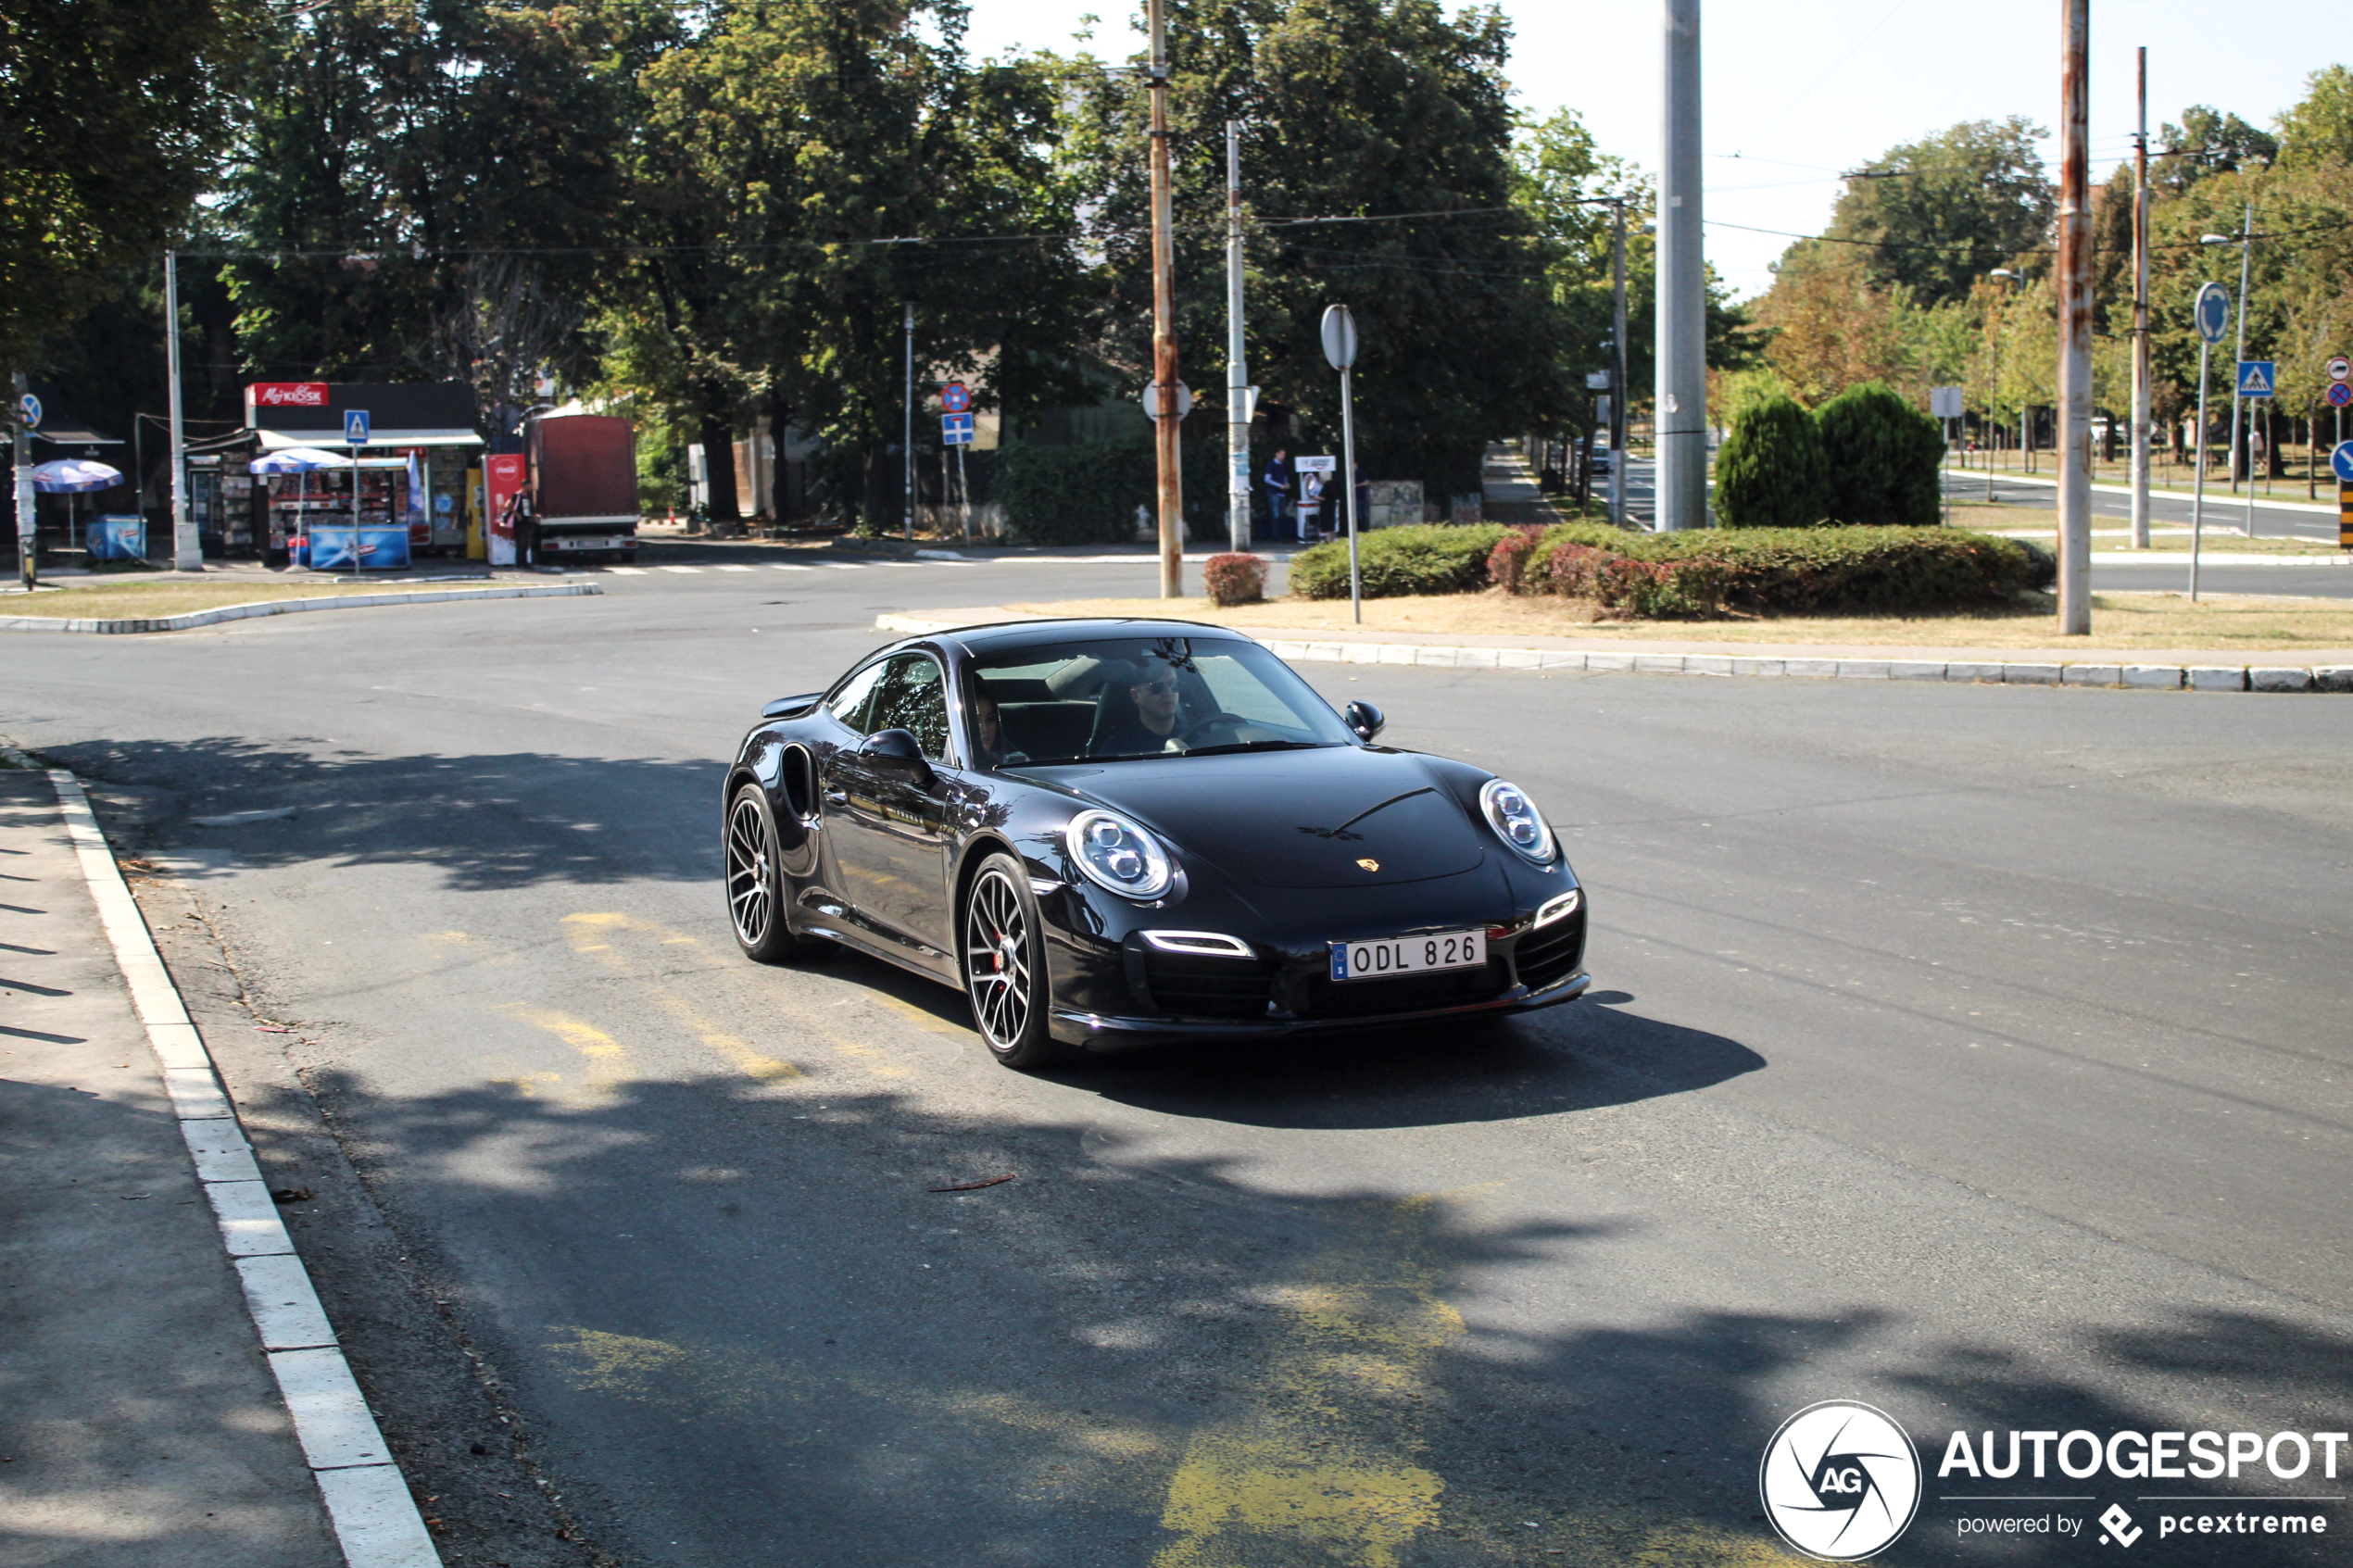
[499, 1007, 631, 1099]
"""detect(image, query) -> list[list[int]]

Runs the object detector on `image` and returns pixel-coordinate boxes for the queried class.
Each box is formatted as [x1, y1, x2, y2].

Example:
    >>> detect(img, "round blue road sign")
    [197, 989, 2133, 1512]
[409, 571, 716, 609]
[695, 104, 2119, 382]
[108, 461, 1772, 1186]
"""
[17, 392, 39, 429]
[2196, 282, 2231, 345]
[2328, 382, 2353, 409]
[2333, 441, 2353, 484]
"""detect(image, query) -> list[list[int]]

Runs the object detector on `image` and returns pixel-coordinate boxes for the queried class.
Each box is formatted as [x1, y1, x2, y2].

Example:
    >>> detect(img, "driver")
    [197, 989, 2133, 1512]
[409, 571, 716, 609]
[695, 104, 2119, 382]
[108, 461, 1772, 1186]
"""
[1097, 666, 1189, 756]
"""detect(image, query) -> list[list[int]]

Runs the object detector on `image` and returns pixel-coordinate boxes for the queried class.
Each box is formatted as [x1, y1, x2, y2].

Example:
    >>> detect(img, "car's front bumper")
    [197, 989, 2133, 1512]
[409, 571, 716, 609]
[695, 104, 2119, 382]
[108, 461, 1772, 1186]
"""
[1050, 965, 1590, 1048]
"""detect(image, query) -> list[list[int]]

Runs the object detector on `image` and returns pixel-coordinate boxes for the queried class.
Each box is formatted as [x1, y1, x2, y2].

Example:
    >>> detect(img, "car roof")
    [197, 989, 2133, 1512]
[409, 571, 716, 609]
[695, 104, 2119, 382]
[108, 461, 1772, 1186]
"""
[932, 617, 1257, 656]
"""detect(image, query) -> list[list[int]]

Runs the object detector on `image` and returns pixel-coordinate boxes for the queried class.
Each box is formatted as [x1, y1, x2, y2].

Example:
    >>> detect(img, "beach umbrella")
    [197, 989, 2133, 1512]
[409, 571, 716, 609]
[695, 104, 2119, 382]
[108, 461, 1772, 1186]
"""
[29, 458, 122, 493]
[248, 446, 342, 473]
[30, 459, 125, 554]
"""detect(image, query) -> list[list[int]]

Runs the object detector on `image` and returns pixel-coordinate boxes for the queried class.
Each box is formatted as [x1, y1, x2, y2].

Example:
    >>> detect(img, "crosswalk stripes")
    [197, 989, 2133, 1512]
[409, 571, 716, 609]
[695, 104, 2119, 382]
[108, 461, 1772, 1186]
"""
[715, 564, 754, 571]
[608, 565, 648, 574]
[656, 564, 702, 573]
[769, 562, 812, 571]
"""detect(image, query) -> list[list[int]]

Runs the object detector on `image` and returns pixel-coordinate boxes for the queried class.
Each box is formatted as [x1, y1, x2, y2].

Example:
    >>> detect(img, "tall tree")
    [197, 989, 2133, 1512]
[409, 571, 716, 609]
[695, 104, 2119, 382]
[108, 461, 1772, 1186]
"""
[2153, 105, 2278, 197]
[1818, 118, 2054, 307]
[0, 0, 259, 381]
[1054, 0, 1573, 501]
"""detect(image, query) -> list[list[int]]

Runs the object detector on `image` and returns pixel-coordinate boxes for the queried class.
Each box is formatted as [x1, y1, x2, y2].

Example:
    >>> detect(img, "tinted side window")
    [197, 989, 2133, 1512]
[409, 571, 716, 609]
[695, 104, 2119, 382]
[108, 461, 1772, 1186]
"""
[825, 660, 890, 733]
[869, 654, 950, 761]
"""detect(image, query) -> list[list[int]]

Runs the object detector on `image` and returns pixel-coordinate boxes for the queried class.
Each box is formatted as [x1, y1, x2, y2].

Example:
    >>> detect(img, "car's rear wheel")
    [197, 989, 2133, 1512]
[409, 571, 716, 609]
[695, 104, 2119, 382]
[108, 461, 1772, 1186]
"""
[726, 784, 802, 963]
[963, 854, 1064, 1069]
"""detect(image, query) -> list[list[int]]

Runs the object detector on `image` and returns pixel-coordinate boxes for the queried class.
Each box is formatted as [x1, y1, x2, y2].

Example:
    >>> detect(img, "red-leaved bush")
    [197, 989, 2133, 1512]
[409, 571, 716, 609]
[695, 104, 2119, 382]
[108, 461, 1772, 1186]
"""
[1485, 527, 1544, 592]
[1202, 552, 1268, 607]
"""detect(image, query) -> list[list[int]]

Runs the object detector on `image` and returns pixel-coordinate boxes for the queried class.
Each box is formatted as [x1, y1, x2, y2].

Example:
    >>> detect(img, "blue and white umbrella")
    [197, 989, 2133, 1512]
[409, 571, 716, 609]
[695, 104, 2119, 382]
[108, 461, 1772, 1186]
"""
[249, 446, 344, 473]
[30, 458, 123, 493]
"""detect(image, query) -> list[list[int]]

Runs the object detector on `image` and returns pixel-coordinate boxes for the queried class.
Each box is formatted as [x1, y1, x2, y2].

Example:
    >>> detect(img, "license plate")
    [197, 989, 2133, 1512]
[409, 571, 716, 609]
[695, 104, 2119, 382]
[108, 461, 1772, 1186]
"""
[1329, 928, 1486, 981]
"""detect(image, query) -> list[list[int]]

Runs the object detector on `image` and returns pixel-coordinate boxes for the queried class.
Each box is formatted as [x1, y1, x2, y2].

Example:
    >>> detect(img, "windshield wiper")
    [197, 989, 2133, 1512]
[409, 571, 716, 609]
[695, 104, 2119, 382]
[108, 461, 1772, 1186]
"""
[1178, 739, 1329, 758]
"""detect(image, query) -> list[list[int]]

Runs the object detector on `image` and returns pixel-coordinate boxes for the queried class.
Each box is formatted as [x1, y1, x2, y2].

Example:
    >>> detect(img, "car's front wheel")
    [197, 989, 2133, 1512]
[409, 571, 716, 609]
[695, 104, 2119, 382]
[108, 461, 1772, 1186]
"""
[725, 784, 804, 963]
[963, 853, 1065, 1069]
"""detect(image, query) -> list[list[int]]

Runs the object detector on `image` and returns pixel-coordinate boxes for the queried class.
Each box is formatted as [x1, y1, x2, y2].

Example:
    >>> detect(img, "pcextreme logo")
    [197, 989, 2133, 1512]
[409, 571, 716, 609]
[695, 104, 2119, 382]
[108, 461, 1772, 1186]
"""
[1759, 1400, 1923, 1561]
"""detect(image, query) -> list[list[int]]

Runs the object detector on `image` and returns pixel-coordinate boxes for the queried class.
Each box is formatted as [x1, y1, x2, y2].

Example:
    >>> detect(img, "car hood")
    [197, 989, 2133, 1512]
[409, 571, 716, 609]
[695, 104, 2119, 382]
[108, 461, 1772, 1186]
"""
[1028, 747, 1489, 888]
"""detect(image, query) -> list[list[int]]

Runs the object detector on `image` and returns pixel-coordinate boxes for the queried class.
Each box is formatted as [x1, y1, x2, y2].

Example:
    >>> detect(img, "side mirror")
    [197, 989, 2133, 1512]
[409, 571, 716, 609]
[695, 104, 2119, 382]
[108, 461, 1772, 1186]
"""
[859, 727, 931, 781]
[1343, 700, 1385, 742]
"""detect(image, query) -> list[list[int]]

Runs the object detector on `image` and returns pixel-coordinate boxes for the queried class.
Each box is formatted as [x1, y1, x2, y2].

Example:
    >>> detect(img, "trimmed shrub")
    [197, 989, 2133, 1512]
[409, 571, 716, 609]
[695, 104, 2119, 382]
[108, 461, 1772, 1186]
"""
[1715, 395, 1831, 529]
[1289, 523, 1506, 600]
[1486, 527, 1543, 592]
[1816, 382, 1945, 526]
[1527, 521, 2054, 614]
[1202, 552, 1268, 607]
[995, 438, 1152, 546]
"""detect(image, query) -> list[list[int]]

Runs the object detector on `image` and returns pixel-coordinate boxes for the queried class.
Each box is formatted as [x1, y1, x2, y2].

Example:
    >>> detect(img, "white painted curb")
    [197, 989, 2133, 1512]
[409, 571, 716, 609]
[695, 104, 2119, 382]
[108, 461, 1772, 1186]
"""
[873, 614, 2353, 694]
[1, 579, 599, 634]
[48, 771, 439, 1568]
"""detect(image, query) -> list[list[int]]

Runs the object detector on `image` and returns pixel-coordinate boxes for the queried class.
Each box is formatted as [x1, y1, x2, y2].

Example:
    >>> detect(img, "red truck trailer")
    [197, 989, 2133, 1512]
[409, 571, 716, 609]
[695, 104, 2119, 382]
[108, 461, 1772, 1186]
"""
[524, 414, 639, 562]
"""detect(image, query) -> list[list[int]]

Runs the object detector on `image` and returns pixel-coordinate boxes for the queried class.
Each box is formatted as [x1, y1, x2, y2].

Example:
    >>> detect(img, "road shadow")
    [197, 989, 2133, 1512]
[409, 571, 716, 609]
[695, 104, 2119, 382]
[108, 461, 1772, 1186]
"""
[228, 1059, 2353, 1568]
[41, 733, 723, 892]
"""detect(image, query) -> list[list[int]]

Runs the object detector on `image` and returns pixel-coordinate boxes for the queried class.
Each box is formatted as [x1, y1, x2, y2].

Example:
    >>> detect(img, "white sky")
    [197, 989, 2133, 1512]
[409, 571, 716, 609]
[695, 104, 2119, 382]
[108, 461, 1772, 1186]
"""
[963, 0, 2346, 299]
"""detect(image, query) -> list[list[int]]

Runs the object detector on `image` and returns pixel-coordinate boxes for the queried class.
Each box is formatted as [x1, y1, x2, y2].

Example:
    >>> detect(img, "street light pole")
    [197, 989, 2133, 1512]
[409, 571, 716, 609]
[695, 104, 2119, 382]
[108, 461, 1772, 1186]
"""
[1146, 0, 1183, 596]
[2228, 203, 2251, 505]
[2130, 46, 2152, 550]
[1655, 0, 1706, 531]
[1610, 199, 1629, 527]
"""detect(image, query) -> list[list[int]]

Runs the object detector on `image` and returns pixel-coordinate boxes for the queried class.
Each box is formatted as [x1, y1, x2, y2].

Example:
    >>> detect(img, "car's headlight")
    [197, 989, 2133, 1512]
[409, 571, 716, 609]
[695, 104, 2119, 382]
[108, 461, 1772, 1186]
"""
[1478, 778, 1556, 865]
[1068, 809, 1174, 900]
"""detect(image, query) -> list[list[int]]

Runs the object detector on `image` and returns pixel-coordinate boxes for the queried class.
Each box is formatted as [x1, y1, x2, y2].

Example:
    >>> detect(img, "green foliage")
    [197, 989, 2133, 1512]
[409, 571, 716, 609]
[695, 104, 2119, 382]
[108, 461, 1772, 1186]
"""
[1821, 118, 2055, 307]
[0, 0, 259, 381]
[1714, 396, 1830, 529]
[1815, 383, 1944, 526]
[1523, 522, 2054, 614]
[994, 438, 1153, 546]
[2153, 106, 2279, 196]
[1288, 523, 1506, 599]
[2276, 67, 2353, 171]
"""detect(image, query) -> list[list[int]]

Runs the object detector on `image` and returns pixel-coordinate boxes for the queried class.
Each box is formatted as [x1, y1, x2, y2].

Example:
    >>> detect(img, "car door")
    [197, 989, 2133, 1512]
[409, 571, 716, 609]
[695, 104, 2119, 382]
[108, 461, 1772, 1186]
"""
[822, 652, 957, 956]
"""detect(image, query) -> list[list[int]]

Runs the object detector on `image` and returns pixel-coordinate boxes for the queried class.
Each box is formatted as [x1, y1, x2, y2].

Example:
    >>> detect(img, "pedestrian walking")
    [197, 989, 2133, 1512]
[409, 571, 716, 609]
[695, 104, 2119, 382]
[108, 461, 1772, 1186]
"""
[1261, 449, 1292, 541]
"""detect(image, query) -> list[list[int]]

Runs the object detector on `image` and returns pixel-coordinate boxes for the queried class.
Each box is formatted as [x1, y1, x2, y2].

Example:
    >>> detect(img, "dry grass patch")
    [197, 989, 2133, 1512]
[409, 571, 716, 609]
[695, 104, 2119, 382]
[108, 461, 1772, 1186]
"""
[938, 589, 2353, 653]
[3, 579, 442, 621]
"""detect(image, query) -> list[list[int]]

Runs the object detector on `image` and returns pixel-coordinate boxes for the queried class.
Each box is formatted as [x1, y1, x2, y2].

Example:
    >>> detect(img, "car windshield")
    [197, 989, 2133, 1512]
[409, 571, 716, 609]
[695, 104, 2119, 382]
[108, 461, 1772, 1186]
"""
[964, 634, 1355, 764]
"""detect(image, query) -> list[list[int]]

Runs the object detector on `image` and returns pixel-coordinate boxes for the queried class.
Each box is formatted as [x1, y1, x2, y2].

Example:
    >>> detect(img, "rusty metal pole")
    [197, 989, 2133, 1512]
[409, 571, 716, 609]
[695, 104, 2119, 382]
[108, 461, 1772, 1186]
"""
[1146, 0, 1183, 597]
[2130, 46, 2152, 549]
[2055, 0, 2092, 636]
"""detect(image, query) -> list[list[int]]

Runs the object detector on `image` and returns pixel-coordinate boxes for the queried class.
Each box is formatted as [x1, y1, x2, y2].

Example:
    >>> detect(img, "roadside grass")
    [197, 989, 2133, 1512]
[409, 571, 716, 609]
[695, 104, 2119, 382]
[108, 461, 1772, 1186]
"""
[941, 589, 2353, 652]
[0, 579, 433, 620]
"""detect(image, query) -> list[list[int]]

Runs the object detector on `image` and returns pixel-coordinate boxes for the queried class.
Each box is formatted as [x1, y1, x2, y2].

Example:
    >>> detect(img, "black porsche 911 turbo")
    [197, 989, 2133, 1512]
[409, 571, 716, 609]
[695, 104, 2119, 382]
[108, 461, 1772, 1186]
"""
[722, 618, 1589, 1068]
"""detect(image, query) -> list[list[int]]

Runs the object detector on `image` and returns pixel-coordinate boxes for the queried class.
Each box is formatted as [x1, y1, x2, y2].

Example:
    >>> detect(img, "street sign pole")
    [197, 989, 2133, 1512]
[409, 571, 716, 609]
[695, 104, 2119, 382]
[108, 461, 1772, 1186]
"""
[1321, 306, 1361, 622]
[2191, 336, 2210, 603]
[2130, 46, 2152, 550]
[1225, 119, 1251, 555]
[902, 303, 915, 540]
[346, 408, 371, 582]
[957, 442, 971, 546]
[12, 374, 33, 591]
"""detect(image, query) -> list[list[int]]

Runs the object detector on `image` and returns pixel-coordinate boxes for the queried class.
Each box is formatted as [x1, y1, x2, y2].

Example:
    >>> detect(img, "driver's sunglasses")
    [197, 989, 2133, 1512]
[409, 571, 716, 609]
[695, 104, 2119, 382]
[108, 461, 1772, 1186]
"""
[1133, 677, 1177, 696]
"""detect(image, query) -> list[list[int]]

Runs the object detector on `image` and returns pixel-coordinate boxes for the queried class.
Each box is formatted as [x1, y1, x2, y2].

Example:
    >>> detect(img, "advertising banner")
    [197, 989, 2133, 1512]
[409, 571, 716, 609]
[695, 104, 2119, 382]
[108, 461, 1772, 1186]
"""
[485, 453, 526, 567]
[87, 515, 146, 562]
[305, 524, 411, 571]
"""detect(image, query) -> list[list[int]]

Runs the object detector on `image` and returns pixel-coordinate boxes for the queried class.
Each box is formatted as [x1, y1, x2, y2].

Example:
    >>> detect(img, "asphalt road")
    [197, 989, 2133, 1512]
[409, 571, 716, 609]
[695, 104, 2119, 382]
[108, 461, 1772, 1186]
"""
[7, 561, 2350, 1567]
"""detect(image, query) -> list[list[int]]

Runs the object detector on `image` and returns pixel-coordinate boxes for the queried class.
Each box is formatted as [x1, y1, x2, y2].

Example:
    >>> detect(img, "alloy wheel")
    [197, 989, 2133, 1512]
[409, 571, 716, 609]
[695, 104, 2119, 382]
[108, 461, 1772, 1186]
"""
[725, 792, 774, 947]
[964, 868, 1032, 1050]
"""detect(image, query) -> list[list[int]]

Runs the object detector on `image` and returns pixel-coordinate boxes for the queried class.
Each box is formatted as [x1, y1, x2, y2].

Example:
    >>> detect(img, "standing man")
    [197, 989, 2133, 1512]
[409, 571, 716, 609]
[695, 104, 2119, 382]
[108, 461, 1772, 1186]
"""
[1261, 447, 1291, 542]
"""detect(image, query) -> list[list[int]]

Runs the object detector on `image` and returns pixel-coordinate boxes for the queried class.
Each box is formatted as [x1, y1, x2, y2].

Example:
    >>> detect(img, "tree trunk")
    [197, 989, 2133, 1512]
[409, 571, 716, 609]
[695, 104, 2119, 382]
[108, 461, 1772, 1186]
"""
[862, 443, 895, 532]
[699, 416, 740, 524]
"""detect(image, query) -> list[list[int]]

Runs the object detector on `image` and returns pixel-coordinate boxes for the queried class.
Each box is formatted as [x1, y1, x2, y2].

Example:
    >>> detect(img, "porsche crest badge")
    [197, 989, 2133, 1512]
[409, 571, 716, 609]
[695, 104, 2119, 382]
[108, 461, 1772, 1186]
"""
[1356, 858, 1379, 872]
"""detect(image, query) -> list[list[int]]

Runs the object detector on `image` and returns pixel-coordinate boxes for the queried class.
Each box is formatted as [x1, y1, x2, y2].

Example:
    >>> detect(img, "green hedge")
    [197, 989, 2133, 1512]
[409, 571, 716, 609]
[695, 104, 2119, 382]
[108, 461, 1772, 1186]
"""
[995, 434, 1235, 546]
[1525, 521, 2055, 614]
[1288, 523, 1508, 599]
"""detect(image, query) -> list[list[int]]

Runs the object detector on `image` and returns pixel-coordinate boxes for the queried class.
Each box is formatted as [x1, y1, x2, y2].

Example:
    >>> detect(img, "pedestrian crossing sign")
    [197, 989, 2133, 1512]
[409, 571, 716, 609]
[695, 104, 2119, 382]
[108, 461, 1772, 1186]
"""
[2235, 360, 2275, 397]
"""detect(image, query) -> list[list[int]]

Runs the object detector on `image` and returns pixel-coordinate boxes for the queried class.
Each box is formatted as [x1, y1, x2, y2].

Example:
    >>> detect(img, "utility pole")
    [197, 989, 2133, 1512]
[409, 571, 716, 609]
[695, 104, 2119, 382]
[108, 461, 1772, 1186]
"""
[1655, 0, 1706, 531]
[2227, 202, 2251, 502]
[901, 301, 915, 539]
[164, 251, 198, 570]
[1225, 120, 1251, 553]
[2130, 47, 2152, 550]
[2055, 0, 2092, 635]
[1146, 0, 1183, 596]
[1611, 199, 1629, 527]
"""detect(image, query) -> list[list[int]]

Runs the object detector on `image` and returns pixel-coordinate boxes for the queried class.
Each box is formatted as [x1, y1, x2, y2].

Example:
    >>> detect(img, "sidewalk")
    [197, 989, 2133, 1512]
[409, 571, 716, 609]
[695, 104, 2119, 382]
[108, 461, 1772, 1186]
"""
[0, 770, 428, 1567]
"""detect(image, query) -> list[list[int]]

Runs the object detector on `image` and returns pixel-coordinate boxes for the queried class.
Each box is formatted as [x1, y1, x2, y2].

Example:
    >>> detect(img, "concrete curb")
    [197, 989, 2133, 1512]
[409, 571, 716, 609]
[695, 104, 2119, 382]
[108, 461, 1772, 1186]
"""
[47, 771, 438, 1568]
[0, 580, 599, 634]
[873, 613, 2353, 695]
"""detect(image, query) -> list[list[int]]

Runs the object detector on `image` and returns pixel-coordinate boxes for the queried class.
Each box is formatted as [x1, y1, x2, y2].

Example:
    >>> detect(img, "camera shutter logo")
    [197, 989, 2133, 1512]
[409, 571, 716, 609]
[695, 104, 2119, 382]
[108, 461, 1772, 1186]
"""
[1758, 1400, 1922, 1561]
